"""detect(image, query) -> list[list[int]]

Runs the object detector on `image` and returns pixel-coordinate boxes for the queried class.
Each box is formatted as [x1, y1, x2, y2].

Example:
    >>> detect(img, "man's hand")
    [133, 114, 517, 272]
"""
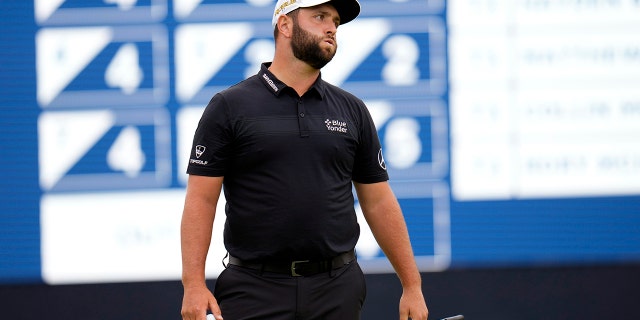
[181, 285, 222, 320]
[399, 287, 429, 320]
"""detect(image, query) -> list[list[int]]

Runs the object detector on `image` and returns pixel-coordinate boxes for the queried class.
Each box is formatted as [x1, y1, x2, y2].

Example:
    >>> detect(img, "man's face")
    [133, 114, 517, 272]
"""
[290, 5, 339, 69]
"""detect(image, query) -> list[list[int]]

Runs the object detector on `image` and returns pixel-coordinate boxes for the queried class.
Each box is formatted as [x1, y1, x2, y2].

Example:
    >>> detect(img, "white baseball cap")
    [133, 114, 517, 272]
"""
[272, 0, 361, 27]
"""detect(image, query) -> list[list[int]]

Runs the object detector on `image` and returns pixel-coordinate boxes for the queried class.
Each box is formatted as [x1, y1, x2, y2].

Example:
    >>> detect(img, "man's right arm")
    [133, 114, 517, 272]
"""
[180, 175, 224, 320]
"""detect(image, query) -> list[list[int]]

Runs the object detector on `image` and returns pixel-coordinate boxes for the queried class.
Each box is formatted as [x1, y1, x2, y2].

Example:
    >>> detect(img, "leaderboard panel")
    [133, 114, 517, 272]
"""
[34, 0, 177, 284]
[448, 0, 640, 266]
[449, 0, 640, 200]
[32, 0, 449, 284]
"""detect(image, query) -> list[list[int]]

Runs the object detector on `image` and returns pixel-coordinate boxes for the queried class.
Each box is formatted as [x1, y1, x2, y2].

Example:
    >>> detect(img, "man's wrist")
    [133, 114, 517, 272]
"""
[182, 274, 207, 289]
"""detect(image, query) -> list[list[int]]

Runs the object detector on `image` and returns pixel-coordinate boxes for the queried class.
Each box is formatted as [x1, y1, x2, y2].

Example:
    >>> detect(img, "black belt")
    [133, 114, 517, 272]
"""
[228, 250, 356, 277]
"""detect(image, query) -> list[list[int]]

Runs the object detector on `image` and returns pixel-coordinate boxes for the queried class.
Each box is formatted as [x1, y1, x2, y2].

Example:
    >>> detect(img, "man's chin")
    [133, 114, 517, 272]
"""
[305, 55, 334, 70]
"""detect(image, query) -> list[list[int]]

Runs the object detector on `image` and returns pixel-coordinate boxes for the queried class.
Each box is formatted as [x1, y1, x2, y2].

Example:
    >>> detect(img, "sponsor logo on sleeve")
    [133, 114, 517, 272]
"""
[190, 145, 208, 165]
[378, 148, 387, 170]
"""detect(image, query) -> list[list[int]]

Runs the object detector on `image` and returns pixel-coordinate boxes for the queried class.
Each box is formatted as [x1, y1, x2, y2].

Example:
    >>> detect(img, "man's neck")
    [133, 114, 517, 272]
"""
[268, 58, 320, 97]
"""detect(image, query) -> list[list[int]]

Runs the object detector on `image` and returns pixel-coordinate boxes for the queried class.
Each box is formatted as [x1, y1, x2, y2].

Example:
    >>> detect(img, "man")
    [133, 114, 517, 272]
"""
[180, 0, 429, 319]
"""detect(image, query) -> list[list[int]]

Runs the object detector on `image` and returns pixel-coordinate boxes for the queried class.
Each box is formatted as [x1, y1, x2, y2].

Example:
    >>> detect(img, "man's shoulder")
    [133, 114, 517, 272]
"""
[215, 74, 268, 100]
[207, 74, 274, 115]
[321, 79, 359, 98]
[321, 79, 365, 106]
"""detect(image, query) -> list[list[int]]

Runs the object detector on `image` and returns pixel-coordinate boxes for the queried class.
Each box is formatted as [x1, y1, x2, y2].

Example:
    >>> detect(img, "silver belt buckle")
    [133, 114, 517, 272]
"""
[290, 260, 309, 277]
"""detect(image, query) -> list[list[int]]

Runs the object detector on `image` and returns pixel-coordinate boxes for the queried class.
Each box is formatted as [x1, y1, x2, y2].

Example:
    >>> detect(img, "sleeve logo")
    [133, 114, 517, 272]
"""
[195, 145, 206, 158]
[378, 148, 387, 170]
[190, 145, 208, 165]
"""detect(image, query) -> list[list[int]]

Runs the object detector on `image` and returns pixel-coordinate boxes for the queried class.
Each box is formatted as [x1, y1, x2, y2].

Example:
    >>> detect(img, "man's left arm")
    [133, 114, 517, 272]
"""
[354, 181, 429, 320]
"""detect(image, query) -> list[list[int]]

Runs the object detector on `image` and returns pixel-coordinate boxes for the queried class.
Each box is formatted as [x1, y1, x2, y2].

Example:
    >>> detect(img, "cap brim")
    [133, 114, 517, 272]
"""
[329, 0, 360, 25]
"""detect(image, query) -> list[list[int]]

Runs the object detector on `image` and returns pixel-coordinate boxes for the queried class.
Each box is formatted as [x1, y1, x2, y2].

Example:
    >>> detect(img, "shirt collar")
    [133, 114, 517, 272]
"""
[258, 62, 326, 99]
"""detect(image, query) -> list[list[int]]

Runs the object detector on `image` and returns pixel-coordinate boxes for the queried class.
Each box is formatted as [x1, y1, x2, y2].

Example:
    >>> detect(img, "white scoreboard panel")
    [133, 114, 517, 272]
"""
[449, 0, 640, 200]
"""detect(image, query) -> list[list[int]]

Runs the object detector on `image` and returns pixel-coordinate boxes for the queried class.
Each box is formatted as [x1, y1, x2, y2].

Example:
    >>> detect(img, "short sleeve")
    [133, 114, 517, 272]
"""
[351, 101, 389, 184]
[186, 93, 233, 177]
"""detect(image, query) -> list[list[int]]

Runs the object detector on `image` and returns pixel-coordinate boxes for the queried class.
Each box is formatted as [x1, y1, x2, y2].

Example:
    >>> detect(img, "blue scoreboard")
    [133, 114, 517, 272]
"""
[1, 0, 639, 284]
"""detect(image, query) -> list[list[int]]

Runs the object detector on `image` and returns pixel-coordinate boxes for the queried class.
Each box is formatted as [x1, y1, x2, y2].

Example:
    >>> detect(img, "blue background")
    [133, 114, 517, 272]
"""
[1, 0, 639, 284]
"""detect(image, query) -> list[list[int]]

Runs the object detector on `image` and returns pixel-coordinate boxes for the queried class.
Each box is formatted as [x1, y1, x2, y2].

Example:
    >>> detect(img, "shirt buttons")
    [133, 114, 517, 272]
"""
[299, 112, 305, 118]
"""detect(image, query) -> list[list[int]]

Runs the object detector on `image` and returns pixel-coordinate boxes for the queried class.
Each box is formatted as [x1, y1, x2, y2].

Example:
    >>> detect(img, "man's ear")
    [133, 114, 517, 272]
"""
[276, 15, 293, 38]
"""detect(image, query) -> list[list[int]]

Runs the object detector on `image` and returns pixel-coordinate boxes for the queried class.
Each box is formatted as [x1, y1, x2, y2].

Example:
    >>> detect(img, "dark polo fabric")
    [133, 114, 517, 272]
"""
[187, 63, 388, 262]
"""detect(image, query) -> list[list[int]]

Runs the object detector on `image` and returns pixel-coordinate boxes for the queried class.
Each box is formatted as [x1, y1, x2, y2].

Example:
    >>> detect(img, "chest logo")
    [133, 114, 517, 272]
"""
[325, 119, 348, 133]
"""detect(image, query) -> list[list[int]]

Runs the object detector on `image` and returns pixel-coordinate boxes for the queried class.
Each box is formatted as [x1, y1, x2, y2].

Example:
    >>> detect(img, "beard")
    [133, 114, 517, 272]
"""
[290, 21, 337, 69]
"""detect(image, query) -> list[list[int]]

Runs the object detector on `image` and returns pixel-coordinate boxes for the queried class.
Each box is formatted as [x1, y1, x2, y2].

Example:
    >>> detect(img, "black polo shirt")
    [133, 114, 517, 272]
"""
[187, 63, 388, 261]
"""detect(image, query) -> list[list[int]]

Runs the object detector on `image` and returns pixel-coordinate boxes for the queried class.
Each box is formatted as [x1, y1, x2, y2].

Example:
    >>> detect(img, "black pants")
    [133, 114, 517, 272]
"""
[213, 261, 367, 320]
